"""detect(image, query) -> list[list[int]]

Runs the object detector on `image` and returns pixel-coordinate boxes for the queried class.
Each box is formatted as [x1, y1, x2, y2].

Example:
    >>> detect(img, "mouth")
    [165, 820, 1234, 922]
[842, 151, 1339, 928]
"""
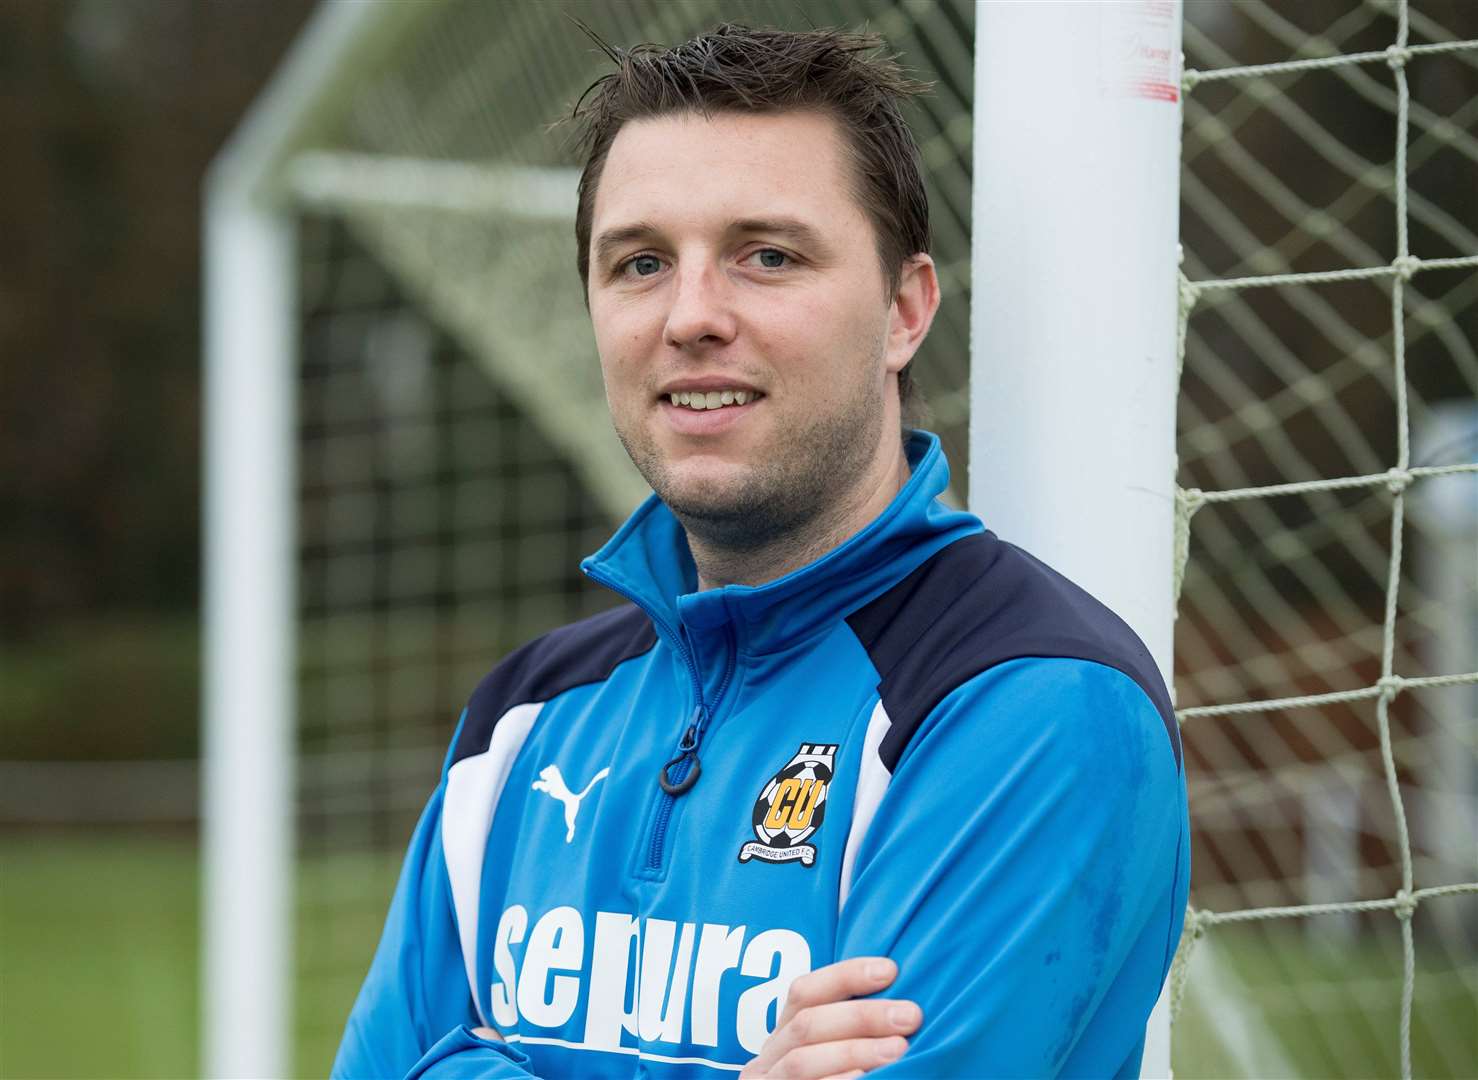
[663, 388, 765, 412]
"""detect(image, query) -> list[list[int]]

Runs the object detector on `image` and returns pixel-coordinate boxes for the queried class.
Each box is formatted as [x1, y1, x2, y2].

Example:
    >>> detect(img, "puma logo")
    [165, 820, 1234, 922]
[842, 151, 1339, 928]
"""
[531, 764, 611, 843]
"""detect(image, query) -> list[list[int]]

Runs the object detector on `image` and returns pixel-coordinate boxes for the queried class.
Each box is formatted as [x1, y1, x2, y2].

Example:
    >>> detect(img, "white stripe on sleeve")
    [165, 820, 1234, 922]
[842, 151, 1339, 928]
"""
[838, 700, 894, 911]
[442, 701, 542, 1024]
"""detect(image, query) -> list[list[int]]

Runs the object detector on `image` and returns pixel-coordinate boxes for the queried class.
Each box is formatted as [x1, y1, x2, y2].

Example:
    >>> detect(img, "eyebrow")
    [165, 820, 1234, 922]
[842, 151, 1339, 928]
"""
[592, 222, 661, 270]
[591, 216, 831, 270]
[728, 217, 829, 252]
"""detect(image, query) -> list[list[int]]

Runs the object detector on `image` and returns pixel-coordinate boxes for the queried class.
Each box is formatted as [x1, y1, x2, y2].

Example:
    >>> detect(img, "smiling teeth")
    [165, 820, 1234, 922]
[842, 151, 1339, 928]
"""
[669, 390, 755, 410]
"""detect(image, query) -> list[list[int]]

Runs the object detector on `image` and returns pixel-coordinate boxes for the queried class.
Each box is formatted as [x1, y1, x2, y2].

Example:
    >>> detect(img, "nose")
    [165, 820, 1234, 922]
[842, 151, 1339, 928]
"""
[662, 263, 737, 351]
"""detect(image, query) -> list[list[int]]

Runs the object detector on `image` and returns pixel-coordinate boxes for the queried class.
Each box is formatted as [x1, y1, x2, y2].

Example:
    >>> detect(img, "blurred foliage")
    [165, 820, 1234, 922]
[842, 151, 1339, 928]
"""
[0, 0, 314, 647]
[0, 615, 198, 760]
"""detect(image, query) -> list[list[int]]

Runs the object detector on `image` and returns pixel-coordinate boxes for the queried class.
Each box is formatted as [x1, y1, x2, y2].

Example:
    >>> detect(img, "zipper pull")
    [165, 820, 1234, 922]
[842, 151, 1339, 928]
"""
[658, 708, 705, 796]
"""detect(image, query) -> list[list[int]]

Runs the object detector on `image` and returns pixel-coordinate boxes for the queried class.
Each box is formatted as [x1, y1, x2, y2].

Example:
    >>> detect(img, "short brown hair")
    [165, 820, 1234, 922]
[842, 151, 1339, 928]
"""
[567, 22, 933, 409]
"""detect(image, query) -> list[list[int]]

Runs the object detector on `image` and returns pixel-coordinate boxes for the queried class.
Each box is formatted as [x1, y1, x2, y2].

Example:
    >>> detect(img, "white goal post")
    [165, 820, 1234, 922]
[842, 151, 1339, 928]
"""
[203, 5, 437, 1076]
[970, 5, 1184, 1076]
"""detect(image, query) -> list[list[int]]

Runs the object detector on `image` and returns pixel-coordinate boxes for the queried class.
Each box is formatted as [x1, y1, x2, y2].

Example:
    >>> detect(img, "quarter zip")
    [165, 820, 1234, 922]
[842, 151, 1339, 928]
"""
[645, 638, 736, 870]
[582, 562, 739, 872]
[658, 708, 704, 796]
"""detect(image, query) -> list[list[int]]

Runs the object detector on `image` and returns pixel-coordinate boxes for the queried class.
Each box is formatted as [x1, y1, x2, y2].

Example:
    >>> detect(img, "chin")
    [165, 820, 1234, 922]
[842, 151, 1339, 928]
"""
[651, 461, 759, 520]
[654, 458, 828, 554]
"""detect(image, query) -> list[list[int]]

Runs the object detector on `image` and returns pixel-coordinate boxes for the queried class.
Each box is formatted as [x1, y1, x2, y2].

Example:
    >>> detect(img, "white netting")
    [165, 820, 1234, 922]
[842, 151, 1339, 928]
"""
[294, 211, 624, 1066]
[1170, 1, 1477, 1076]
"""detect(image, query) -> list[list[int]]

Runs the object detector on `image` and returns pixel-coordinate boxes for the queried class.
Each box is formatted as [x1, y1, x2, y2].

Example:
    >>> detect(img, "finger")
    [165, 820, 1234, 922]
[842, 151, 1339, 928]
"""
[754, 959, 903, 1074]
[758, 999, 922, 1068]
[778, 957, 898, 1028]
[776, 1036, 908, 1078]
[470, 1026, 503, 1042]
[819, 1073, 865, 1080]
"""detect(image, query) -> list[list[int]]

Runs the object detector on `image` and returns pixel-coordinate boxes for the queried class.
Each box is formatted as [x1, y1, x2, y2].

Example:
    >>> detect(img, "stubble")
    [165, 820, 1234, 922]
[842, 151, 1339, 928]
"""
[615, 365, 887, 572]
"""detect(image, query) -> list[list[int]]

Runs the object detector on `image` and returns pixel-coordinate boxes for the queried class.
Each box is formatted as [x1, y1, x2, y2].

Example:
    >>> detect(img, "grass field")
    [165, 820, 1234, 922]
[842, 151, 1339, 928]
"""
[2, 829, 1473, 1078]
[0, 830, 395, 1079]
[1, 831, 201, 1079]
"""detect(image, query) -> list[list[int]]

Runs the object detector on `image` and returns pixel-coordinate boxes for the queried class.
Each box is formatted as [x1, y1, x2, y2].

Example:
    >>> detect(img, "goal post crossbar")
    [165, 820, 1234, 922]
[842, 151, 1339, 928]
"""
[286, 153, 580, 220]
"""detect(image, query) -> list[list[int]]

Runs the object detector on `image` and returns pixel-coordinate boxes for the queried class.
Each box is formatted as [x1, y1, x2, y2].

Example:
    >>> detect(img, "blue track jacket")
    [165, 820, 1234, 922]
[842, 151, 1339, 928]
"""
[334, 432, 1189, 1079]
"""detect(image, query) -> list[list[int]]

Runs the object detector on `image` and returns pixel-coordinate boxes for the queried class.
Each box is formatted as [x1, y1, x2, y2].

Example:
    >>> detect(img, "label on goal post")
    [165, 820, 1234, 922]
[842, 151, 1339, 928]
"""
[1098, 0, 1181, 103]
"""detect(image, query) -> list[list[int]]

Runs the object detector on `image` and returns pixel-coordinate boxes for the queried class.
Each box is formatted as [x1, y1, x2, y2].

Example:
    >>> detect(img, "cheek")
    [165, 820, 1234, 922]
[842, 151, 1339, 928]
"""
[744, 294, 834, 365]
[592, 317, 642, 380]
[594, 300, 659, 356]
[764, 293, 880, 383]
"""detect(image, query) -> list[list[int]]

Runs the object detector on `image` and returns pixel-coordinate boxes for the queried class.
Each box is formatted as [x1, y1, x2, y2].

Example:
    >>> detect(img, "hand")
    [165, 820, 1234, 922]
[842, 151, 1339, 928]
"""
[470, 1026, 504, 1042]
[739, 956, 921, 1079]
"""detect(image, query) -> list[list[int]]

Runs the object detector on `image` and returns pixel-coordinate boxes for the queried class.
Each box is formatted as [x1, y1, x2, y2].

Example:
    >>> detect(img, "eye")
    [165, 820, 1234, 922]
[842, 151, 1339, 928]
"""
[747, 248, 790, 270]
[620, 254, 664, 278]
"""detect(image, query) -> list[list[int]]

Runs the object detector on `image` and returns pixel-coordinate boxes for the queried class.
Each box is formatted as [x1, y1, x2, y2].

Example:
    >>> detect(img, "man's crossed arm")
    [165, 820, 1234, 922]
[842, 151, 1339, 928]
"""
[464, 956, 920, 1080]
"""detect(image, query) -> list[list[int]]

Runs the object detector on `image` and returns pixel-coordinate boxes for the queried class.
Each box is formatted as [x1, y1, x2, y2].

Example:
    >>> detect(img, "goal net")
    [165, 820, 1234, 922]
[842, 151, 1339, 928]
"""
[1170, 2, 1476, 1077]
[205, 1, 1475, 1075]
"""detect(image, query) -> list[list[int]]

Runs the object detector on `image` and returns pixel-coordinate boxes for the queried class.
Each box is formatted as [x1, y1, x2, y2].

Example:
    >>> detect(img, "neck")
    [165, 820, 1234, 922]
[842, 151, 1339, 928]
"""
[686, 441, 912, 590]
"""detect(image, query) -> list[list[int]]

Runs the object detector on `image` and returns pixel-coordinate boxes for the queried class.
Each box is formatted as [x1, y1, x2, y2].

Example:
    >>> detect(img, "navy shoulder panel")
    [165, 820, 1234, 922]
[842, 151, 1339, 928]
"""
[451, 602, 657, 766]
[845, 531, 1180, 771]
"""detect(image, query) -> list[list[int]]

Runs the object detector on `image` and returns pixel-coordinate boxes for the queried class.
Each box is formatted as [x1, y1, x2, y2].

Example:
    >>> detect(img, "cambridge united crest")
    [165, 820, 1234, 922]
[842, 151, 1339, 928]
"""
[738, 743, 837, 867]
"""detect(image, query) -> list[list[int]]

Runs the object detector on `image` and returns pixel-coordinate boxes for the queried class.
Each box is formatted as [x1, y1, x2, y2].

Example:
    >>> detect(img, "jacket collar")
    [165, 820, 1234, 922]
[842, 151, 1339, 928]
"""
[581, 430, 982, 655]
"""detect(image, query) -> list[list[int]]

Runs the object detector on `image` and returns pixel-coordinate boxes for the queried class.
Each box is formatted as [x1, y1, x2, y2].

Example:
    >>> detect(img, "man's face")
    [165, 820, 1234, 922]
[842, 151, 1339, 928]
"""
[586, 110, 910, 550]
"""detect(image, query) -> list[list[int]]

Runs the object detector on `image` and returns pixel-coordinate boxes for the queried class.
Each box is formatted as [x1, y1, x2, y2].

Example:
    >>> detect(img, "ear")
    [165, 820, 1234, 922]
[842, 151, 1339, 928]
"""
[884, 254, 941, 376]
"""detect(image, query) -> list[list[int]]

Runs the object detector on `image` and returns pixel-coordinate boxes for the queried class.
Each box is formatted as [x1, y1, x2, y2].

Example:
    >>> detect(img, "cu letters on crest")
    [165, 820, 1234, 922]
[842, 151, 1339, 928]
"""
[738, 743, 837, 868]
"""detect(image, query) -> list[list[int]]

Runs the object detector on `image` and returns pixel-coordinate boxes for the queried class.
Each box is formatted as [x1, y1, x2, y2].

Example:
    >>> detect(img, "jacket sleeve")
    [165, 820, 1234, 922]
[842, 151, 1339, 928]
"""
[835, 657, 1189, 1078]
[331, 781, 535, 1079]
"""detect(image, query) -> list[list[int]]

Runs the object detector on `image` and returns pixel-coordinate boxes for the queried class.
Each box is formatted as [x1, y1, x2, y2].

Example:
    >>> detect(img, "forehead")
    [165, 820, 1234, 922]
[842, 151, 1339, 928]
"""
[591, 110, 869, 236]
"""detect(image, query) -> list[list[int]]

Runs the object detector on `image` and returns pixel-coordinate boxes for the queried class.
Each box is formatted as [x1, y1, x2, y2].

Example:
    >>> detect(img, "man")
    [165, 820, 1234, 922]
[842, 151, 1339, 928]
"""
[334, 23, 1188, 1079]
